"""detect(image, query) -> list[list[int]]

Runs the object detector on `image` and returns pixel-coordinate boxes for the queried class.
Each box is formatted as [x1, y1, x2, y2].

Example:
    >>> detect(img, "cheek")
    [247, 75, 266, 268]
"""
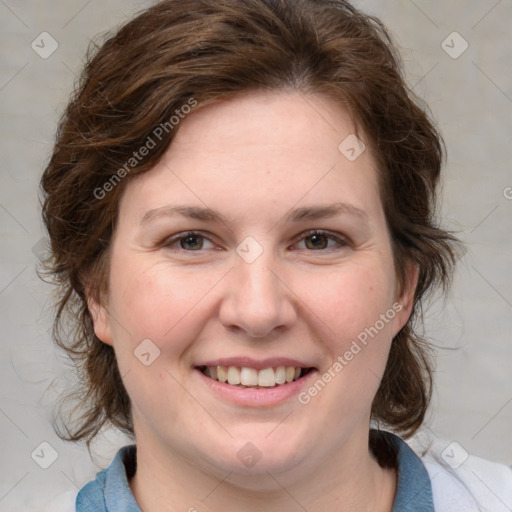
[293, 271, 397, 422]
[301, 261, 397, 344]
[105, 260, 216, 417]
[106, 257, 224, 353]
[296, 261, 398, 404]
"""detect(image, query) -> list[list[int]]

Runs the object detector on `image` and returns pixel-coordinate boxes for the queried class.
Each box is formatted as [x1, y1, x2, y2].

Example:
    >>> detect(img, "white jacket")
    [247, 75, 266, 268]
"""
[411, 434, 512, 511]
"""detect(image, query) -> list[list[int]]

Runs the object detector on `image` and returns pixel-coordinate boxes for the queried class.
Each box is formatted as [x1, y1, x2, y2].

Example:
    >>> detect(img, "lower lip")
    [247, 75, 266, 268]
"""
[195, 369, 318, 407]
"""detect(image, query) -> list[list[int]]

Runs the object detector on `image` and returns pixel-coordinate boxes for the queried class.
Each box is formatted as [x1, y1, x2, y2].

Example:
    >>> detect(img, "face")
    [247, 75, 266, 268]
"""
[90, 90, 416, 488]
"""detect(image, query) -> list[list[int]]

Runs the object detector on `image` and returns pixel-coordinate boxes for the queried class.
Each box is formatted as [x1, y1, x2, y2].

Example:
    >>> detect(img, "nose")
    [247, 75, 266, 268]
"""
[218, 254, 297, 338]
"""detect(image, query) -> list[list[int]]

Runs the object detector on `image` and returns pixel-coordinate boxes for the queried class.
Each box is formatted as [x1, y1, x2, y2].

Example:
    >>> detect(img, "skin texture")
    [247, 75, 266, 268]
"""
[89, 90, 417, 512]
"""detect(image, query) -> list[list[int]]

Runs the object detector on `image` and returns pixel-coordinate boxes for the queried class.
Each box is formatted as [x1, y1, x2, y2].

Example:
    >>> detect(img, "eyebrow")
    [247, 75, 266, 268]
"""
[141, 205, 229, 225]
[140, 202, 369, 226]
[284, 203, 368, 223]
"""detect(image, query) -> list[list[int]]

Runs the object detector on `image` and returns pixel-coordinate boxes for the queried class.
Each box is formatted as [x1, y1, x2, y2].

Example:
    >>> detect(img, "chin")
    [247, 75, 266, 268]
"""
[199, 431, 309, 481]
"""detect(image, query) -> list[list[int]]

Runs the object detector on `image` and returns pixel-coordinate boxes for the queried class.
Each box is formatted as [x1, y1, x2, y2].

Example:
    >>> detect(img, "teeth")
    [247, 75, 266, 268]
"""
[227, 366, 241, 385]
[202, 365, 307, 387]
[275, 366, 286, 384]
[217, 366, 228, 383]
[240, 367, 258, 386]
[258, 367, 276, 387]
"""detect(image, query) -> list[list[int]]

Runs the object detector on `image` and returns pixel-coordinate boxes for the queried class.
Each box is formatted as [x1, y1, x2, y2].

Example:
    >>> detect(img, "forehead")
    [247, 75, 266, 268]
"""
[118, 90, 381, 224]
[168, 90, 360, 160]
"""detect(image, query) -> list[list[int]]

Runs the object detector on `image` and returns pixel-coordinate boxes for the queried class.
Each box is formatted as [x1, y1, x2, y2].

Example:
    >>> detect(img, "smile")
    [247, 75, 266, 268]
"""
[198, 365, 314, 388]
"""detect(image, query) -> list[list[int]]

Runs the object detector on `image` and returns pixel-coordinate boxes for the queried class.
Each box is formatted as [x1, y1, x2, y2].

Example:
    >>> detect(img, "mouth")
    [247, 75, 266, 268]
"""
[196, 365, 315, 389]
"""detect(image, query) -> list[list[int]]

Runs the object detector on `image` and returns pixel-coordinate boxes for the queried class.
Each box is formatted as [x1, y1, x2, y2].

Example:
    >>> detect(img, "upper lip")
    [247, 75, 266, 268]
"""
[195, 357, 316, 370]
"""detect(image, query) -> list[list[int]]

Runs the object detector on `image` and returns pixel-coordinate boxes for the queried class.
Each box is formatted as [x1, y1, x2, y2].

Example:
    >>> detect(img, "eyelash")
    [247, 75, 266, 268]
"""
[162, 230, 349, 252]
[294, 229, 349, 250]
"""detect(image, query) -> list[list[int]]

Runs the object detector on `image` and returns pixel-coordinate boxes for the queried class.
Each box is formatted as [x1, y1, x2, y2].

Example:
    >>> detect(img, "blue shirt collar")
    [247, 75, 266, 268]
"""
[76, 431, 433, 512]
[387, 432, 434, 511]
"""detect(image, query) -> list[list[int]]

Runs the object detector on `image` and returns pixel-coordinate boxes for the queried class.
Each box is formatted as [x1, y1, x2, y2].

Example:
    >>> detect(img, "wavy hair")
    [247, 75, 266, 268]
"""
[40, 0, 460, 456]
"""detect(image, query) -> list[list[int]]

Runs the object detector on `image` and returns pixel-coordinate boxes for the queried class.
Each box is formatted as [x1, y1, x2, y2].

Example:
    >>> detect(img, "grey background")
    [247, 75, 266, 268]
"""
[1, 0, 511, 510]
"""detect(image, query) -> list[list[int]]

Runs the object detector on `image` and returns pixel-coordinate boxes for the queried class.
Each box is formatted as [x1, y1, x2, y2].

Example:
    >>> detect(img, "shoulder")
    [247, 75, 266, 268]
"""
[408, 433, 512, 512]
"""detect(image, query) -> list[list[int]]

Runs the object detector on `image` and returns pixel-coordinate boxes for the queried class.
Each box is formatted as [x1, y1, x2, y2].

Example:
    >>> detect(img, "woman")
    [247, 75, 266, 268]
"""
[40, 0, 512, 510]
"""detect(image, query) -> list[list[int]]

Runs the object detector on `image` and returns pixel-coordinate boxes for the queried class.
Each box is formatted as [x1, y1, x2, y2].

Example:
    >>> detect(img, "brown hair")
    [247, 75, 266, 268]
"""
[41, 0, 460, 451]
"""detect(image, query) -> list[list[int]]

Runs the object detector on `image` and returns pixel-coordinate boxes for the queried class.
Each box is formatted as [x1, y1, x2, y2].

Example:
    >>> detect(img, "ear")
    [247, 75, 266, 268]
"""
[86, 291, 113, 346]
[392, 262, 419, 336]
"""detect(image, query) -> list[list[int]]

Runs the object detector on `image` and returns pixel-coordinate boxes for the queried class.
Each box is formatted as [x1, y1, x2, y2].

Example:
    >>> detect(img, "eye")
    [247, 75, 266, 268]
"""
[164, 232, 216, 251]
[179, 234, 205, 250]
[294, 230, 348, 251]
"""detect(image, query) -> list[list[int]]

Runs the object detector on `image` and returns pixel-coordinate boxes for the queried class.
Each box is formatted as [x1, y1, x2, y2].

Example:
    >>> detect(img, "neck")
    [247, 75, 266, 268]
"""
[130, 429, 397, 512]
